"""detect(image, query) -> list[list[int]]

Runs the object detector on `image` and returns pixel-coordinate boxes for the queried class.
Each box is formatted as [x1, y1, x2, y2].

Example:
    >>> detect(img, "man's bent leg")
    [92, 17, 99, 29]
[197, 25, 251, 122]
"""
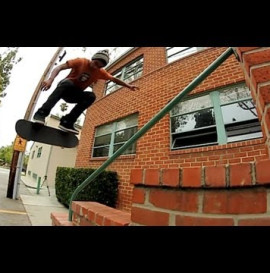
[59, 92, 96, 133]
[62, 92, 96, 124]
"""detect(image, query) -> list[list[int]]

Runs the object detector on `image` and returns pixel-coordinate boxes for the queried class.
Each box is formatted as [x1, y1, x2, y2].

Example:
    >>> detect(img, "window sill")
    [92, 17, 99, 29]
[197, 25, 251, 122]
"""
[169, 137, 265, 156]
[90, 154, 136, 161]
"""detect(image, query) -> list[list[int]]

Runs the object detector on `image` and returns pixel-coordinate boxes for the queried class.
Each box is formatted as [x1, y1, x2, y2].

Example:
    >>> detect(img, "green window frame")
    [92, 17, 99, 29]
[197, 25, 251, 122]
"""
[170, 83, 263, 150]
[105, 56, 143, 95]
[166, 47, 206, 63]
[92, 113, 138, 158]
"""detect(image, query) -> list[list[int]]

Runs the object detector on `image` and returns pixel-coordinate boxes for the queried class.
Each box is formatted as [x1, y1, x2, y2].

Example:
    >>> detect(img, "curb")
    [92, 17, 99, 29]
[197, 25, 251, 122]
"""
[20, 177, 38, 189]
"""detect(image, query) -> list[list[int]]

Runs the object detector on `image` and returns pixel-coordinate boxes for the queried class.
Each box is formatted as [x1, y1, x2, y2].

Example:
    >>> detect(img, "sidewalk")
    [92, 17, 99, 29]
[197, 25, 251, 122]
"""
[0, 168, 31, 226]
[0, 166, 69, 226]
[20, 176, 68, 226]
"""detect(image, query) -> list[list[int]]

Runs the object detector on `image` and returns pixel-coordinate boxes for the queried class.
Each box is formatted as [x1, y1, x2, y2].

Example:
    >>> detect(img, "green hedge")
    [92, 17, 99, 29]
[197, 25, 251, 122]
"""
[55, 167, 118, 208]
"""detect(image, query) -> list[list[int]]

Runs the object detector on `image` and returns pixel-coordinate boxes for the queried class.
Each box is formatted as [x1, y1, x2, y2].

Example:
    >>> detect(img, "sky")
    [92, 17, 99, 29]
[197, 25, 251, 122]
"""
[0, 47, 131, 151]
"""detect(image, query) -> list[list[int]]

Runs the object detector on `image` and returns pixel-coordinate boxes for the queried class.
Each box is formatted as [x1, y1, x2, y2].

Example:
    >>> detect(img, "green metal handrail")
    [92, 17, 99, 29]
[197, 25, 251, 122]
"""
[68, 47, 234, 221]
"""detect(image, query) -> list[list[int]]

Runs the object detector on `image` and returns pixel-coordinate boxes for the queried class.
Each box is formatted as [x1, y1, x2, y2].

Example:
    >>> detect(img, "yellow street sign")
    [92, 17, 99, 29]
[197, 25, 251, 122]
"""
[14, 135, 27, 152]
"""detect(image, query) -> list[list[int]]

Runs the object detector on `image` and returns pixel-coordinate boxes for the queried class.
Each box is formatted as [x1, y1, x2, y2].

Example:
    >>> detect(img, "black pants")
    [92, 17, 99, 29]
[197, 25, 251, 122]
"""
[36, 79, 96, 124]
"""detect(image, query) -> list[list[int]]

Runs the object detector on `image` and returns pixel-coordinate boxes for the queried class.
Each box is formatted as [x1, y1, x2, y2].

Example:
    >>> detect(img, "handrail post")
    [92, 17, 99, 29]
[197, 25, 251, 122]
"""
[36, 177, 41, 194]
[68, 47, 234, 221]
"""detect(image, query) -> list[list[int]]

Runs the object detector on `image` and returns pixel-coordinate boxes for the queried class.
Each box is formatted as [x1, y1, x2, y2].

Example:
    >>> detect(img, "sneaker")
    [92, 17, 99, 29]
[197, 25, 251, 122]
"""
[33, 112, 46, 125]
[59, 120, 79, 134]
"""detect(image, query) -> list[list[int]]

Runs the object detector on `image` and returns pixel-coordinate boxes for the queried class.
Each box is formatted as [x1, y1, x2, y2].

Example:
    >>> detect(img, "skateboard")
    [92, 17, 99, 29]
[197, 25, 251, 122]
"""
[15, 119, 79, 148]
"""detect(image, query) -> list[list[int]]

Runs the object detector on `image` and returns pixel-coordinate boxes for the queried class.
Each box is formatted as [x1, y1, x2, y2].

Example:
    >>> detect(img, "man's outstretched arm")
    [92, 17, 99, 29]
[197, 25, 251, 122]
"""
[112, 77, 140, 91]
[41, 63, 69, 91]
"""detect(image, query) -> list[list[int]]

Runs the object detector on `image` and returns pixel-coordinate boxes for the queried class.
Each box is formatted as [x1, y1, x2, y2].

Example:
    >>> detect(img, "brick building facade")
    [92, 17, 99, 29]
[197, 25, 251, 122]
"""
[71, 47, 270, 226]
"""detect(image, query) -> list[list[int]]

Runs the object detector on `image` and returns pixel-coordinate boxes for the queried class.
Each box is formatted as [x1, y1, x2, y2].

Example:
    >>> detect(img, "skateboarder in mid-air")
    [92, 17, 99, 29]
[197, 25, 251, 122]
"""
[33, 49, 140, 134]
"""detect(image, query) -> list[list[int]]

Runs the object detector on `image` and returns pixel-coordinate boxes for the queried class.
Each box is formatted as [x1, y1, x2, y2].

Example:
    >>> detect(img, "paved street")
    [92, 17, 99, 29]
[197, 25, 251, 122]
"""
[0, 167, 68, 226]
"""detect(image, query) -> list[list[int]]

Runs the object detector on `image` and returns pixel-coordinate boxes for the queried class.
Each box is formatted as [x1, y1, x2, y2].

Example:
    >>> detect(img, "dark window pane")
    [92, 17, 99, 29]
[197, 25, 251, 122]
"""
[113, 143, 136, 155]
[93, 146, 109, 157]
[172, 126, 217, 149]
[94, 134, 111, 146]
[225, 119, 263, 142]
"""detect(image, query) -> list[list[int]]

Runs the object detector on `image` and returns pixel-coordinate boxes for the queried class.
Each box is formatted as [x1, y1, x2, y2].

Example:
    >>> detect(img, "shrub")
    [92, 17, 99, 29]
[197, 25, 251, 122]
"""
[55, 167, 118, 208]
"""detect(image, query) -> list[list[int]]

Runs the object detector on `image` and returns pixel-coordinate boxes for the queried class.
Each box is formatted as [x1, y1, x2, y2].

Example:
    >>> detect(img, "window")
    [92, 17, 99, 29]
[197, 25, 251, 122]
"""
[166, 47, 206, 63]
[31, 150, 35, 159]
[105, 56, 143, 95]
[37, 147, 42, 158]
[170, 83, 263, 150]
[93, 113, 138, 157]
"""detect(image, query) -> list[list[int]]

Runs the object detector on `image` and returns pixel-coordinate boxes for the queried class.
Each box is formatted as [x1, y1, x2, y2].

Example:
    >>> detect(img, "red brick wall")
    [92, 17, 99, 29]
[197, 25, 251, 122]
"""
[131, 186, 270, 226]
[235, 47, 270, 157]
[130, 160, 270, 226]
[75, 47, 269, 215]
[130, 160, 270, 188]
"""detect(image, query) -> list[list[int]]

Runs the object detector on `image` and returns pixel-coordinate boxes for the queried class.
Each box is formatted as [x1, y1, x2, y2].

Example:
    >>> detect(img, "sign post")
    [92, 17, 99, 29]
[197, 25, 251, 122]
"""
[7, 47, 64, 199]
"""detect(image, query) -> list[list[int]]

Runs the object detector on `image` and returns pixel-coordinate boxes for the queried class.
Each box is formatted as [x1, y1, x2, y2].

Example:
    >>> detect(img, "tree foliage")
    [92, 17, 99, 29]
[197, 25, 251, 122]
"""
[23, 154, 29, 170]
[0, 143, 13, 166]
[0, 47, 22, 95]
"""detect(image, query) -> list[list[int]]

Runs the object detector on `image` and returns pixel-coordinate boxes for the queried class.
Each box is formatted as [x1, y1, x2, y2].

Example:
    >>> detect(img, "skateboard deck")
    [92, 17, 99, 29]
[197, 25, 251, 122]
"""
[15, 119, 79, 148]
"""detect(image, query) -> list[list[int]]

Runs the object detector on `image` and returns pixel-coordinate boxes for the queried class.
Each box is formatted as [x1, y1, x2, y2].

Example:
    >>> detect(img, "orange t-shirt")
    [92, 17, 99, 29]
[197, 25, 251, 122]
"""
[65, 58, 114, 90]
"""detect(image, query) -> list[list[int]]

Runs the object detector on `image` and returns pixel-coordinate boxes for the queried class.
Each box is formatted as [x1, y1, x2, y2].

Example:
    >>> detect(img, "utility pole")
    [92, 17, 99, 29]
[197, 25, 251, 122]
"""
[7, 47, 64, 199]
